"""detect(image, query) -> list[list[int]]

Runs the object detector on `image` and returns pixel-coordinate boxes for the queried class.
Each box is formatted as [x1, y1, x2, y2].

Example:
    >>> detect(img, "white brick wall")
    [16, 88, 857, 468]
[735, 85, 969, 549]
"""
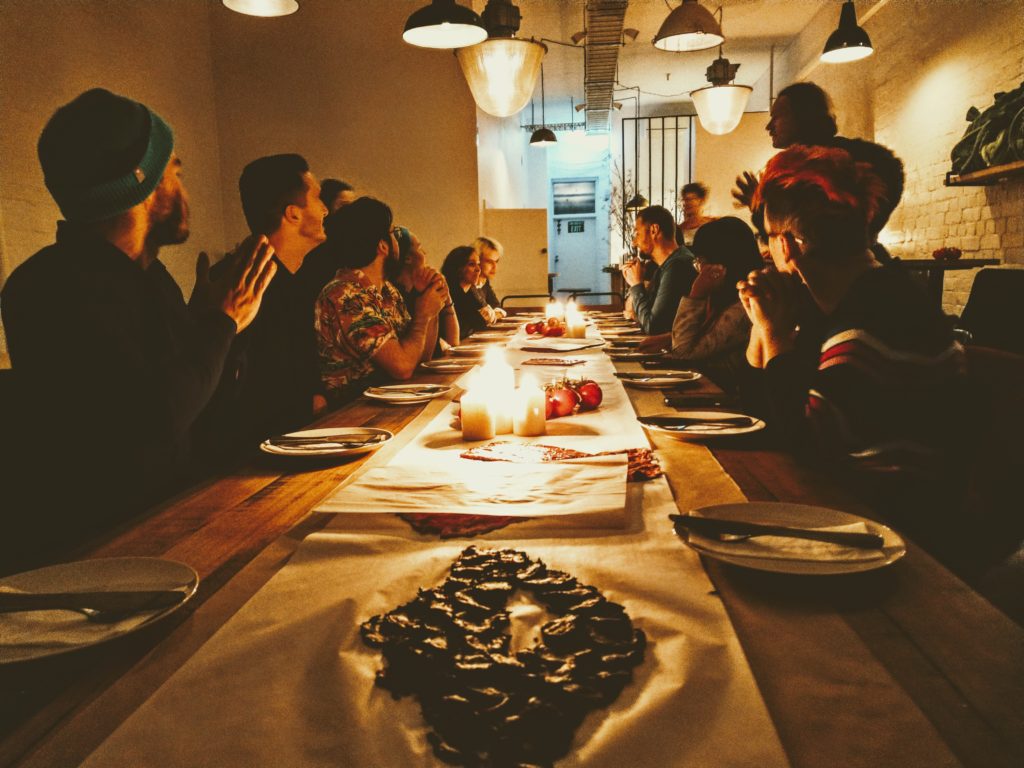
[784, 0, 1024, 316]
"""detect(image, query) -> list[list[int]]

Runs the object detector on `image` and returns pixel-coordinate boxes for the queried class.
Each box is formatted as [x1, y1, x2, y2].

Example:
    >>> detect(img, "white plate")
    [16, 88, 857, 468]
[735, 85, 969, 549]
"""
[519, 339, 605, 353]
[678, 502, 907, 575]
[420, 359, 474, 372]
[450, 343, 492, 356]
[0, 557, 199, 664]
[608, 351, 663, 361]
[640, 410, 766, 438]
[618, 372, 701, 388]
[363, 384, 452, 404]
[260, 427, 393, 457]
[470, 332, 515, 342]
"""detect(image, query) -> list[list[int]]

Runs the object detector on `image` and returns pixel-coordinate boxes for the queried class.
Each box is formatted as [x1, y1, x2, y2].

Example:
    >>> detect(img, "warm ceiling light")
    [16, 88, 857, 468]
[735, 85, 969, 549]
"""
[690, 55, 752, 135]
[457, 39, 545, 117]
[403, 0, 487, 49]
[222, 0, 298, 17]
[530, 127, 557, 146]
[653, 0, 724, 52]
[625, 194, 648, 211]
[821, 1, 874, 63]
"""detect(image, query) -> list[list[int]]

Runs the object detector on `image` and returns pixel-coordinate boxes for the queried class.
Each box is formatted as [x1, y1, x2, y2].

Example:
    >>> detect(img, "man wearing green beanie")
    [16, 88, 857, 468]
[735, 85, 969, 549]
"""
[0, 88, 277, 569]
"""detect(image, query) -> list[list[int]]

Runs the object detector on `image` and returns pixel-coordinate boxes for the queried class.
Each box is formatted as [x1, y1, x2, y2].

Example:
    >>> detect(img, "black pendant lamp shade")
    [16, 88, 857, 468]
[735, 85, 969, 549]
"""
[821, 1, 873, 63]
[625, 194, 648, 211]
[530, 127, 557, 146]
[403, 0, 488, 49]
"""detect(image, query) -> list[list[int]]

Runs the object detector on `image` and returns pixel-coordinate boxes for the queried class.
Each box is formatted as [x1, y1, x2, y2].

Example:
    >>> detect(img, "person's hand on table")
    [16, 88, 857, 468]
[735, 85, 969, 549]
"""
[690, 263, 727, 299]
[480, 305, 498, 324]
[493, 306, 508, 319]
[732, 171, 759, 210]
[193, 235, 277, 333]
[621, 260, 643, 287]
[638, 333, 670, 353]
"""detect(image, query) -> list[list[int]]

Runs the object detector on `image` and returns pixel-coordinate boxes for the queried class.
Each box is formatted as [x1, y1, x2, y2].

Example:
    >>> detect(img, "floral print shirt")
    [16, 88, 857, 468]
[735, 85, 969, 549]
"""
[315, 268, 411, 395]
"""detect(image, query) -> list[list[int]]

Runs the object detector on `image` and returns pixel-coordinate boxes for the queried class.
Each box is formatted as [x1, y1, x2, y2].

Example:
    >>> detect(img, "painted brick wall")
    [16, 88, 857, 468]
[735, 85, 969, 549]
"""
[783, 0, 1024, 315]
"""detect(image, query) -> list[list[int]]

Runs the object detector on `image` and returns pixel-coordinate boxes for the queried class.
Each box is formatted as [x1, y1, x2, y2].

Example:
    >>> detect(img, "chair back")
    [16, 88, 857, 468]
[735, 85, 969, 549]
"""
[959, 267, 1024, 354]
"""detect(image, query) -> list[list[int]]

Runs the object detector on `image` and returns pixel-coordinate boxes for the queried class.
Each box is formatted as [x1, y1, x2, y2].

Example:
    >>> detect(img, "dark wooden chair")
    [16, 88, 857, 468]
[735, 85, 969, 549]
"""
[958, 267, 1024, 354]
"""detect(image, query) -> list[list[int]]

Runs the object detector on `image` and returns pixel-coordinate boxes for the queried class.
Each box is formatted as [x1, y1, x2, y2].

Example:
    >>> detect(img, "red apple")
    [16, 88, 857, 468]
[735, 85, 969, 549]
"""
[574, 380, 603, 411]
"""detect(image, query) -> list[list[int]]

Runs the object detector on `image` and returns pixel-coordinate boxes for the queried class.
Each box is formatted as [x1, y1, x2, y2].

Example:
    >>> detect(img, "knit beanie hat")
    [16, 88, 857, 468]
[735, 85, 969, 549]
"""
[394, 226, 412, 265]
[37, 88, 174, 222]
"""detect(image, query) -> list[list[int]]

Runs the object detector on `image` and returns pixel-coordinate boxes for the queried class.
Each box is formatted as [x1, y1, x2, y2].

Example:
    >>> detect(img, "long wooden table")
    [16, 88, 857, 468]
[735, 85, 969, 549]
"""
[1, 355, 1022, 768]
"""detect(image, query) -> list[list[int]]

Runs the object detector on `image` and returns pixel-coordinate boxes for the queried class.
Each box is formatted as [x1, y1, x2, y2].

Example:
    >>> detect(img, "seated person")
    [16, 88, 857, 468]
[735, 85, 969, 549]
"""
[676, 182, 717, 246]
[442, 245, 492, 337]
[392, 226, 460, 348]
[197, 154, 328, 461]
[473, 236, 508, 320]
[738, 145, 964, 491]
[319, 178, 355, 213]
[0, 89, 274, 566]
[315, 198, 448, 402]
[621, 206, 696, 334]
[639, 217, 762, 391]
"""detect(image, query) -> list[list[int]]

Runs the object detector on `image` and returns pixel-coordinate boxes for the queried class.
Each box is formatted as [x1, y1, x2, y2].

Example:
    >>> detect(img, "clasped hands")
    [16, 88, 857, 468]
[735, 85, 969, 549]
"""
[737, 267, 803, 365]
[412, 266, 449, 319]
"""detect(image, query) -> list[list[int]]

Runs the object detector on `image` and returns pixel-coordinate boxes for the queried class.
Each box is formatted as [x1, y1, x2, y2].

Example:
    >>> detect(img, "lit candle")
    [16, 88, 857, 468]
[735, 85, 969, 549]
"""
[545, 300, 564, 321]
[513, 374, 546, 436]
[480, 347, 515, 434]
[565, 306, 587, 339]
[461, 374, 495, 441]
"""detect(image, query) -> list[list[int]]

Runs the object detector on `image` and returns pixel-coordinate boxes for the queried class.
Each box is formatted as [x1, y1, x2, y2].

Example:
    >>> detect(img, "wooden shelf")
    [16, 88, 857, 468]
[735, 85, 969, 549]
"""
[945, 159, 1024, 186]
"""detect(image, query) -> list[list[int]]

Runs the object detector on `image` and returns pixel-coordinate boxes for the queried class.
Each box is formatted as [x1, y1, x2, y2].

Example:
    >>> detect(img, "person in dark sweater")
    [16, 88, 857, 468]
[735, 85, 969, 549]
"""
[738, 145, 965, 494]
[621, 205, 697, 334]
[442, 246, 492, 338]
[0, 89, 275, 569]
[196, 154, 329, 464]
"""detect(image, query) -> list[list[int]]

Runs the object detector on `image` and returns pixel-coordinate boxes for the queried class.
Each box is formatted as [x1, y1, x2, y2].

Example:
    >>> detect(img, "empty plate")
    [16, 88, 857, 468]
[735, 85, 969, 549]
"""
[640, 411, 765, 439]
[617, 371, 701, 388]
[0, 557, 199, 664]
[421, 359, 474, 372]
[260, 427, 393, 457]
[450, 344, 492, 356]
[364, 384, 452, 404]
[677, 502, 906, 575]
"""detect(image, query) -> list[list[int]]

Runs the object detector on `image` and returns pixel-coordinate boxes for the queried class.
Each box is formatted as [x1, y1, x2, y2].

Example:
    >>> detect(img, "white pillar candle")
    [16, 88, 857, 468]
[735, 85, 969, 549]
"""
[545, 300, 564, 321]
[513, 375, 546, 436]
[480, 348, 515, 434]
[461, 389, 495, 441]
[565, 308, 587, 339]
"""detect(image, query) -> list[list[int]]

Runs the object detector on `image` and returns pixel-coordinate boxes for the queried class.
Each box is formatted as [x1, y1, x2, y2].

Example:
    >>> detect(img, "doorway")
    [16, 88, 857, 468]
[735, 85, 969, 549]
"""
[550, 177, 609, 296]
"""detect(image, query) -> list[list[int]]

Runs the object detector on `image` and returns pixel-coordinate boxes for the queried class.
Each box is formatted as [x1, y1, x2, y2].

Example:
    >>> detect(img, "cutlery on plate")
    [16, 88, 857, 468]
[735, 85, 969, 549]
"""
[0, 589, 187, 614]
[268, 433, 387, 447]
[370, 385, 447, 394]
[669, 514, 885, 548]
[641, 415, 753, 428]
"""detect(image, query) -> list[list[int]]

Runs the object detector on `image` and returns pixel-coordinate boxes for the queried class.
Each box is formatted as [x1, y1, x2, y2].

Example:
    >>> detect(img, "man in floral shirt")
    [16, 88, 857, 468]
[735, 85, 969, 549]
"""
[315, 197, 449, 402]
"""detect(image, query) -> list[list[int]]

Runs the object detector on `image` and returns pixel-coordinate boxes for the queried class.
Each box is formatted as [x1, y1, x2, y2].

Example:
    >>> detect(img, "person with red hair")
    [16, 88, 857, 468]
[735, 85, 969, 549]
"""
[738, 145, 965, 503]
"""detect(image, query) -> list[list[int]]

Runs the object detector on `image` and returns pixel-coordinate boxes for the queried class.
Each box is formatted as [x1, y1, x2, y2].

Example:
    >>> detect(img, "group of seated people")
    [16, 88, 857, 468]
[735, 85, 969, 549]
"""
[0, 83, 970, 577]
[0, 89, 508, 567]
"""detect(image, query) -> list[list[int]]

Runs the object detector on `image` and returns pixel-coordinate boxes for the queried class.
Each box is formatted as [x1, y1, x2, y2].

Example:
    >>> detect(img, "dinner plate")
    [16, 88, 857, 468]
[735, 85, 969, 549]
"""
[678, 502, 907, 575]
[0, 557, 199, 664]
[260, 427, 393, 457]
[450, 343, 492, 356]
[420, 359, 474, 372]
[640, 410, 765, 439]
[617, 371, 701, 388]
[608, 351, 664, 361]
[606, 339, 641, 348]
[519, 339, 605, 353]
[471, 332, 516, 341]
[363, 384, 452, 404]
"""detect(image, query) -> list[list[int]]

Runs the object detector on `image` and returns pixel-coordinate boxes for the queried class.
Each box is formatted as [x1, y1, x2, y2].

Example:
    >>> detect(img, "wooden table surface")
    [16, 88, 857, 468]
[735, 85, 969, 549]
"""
[1, 357, 1022, 768]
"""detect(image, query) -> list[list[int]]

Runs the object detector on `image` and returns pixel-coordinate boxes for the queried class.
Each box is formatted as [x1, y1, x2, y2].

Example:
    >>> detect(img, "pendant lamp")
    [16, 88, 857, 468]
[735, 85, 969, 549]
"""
[530, 66, 556, 146]
[653, 0, 723, 52]
[456, 0, 546, 118]
[403, 0, 487, 49]
[222, 0, 298, 16]
[821, 1, 873, 63]
[690, 48, 751, 135]
[625, 193, 648, 211]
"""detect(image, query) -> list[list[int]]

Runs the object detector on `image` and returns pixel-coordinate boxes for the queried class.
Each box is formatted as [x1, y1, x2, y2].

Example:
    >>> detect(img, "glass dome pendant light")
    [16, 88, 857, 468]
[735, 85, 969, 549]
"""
[689, 40, 752, 135]
[456, 0, 546, 118]
[222, 0, 298, 17]
[530, 66, 557, 146]
[821, 1, 874, 64]
[402, 0, 487, 49]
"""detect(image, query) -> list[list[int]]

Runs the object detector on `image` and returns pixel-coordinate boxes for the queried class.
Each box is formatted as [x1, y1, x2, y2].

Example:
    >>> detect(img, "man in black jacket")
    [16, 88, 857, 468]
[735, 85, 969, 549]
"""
[0, 88, 275, 569]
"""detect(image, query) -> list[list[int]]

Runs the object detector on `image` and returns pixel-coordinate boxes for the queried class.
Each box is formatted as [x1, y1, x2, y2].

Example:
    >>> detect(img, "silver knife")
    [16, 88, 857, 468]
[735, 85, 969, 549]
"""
[0, 589, 186, 614]
[670, 514, 885, 548]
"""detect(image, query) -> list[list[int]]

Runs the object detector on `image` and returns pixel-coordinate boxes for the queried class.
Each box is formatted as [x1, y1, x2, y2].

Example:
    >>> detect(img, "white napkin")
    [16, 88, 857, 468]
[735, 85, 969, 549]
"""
[689, 522, 887, 562]
[315, 454, 628, 522]
[0, 587, 157, 663]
